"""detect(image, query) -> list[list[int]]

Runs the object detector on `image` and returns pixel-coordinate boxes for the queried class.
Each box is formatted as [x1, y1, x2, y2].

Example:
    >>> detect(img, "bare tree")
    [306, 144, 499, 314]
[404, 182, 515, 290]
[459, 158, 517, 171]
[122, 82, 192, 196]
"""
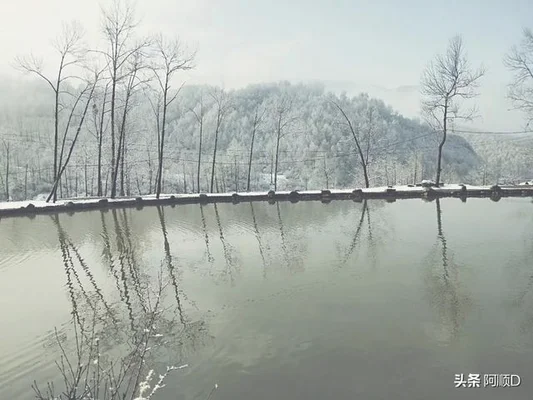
[2, 140, 9, 201]
[100, 0, 150, 198]
[247, 103, 266, 191]
[330, 98, 372, 188]
[322, 155, 330, 189]
[151, 35, 195, 198]
[90, 82, 110, 196]
[504, 28, 533, 127]
[15, 21, 85, 201]
[190, 94, 205, 193]
[47, 71, 101, 201]
[421, 35, 485, 186]
[113, 50, 149, 197]
[210, 88, 232, 193]
[272, 93, 297, 191]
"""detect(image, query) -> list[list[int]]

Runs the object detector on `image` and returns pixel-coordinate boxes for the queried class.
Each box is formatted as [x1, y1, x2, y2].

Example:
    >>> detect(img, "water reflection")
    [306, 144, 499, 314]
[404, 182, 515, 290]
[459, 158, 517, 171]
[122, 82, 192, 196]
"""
[3, 199, 533, 400]
[157, 206, 186, 325]
[39, 210, 212, 399]
[200, 204, 214, 265]
[276, 202, 291, 270]
[507, 209, 533, 334]
[250, 202, 268, 278]
[52, 214, 117, 332]
[276, 202, 305, 272]
[339, 200, 368, 267]
[337, 200, 385, 269]
[424, 198, 471, 345]
[214, 203, 240, 285]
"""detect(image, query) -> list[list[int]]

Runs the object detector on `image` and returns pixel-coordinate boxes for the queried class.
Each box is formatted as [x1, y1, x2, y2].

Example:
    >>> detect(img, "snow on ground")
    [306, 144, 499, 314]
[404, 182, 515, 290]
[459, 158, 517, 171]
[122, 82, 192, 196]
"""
[0, 200, 61, 210]
[361, 186, 424, 193]
[1, 184, 532, 214]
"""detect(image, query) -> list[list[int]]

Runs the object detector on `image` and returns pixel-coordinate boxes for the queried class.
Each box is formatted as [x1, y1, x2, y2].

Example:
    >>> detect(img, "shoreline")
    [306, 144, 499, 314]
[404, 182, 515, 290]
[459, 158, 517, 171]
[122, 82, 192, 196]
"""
[1, 184, 532, 218]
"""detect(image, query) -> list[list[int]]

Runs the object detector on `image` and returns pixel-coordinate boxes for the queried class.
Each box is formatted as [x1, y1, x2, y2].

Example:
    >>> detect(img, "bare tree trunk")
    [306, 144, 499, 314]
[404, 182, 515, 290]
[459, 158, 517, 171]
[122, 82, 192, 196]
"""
[197, 126, 203, 193]
[210, 131, 220, 193]
[96, 85, 108, 197]
[209, 89, 230, 193]
[97, 130, 103, 196]
[65, 168, 70, 198]
[274, 121, 281, 190]
[147, 149, 153, 194]
[223, 167, 228, 193]
[47, 79, 98, 201]
[414, 152, 418, 184]
[331, 101, 370, 188]
[31, 167, 36, 192]
[120, 135, 126, 196]
[53, 88, 59, 201]
[90, 168, 94, 196]
[234, 155, 238, 192]
[246, 128, 255, 192]
[135, 173, 142, 195]
[104, 169, 109, 195]
[323, 156, 329, 189]
[110, 75, 117, 198]
[246, 106, 264, 192]
[113, 88, 132, 198]
[270, 154, 274, 187]
[37, 154, 41, 181]
[75, 169, 79, 197]
[183, 166, 187, 193]
[361, 161, 370, 188]
[156, 86, 168, 198]
[4, 142, 10, 201]
[436, 100, 448, 186]
[84, 158, 88, 196]
[190, 99, 204, 193]
[24, 164, 28, 200]
[126, 160, 131, 196]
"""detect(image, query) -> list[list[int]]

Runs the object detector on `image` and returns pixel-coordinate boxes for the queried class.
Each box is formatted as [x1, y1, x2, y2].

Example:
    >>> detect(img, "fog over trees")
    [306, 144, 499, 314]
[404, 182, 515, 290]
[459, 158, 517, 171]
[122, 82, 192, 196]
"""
[0, 1, 532, 202]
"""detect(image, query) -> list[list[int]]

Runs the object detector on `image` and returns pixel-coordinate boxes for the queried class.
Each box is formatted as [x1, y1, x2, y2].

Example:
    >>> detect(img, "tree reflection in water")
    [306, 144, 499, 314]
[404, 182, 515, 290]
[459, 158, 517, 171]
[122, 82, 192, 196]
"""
[250, 202, 268, 279]
[35, 211, 212, 400]
[200, 204, 214, 265]
[213, 203, 240, 285]
[157, 205, 186, 326]
[275, 202, 305, 273]
[339, 200, 368, 268]
[337, 200, 388, 270]
[276, 202, 291, 270]
[423, 198, 471, 345]
[506, 210, 533, 334]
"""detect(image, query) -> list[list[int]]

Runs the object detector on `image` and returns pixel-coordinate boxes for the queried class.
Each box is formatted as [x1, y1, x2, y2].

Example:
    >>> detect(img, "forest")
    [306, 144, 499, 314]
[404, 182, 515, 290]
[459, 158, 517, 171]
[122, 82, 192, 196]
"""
[0, 1, 532, 202]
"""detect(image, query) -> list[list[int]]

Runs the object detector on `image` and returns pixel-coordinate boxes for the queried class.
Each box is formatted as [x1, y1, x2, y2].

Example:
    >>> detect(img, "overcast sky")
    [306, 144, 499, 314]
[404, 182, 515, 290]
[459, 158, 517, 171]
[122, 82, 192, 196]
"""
[1, 0, 531, 130]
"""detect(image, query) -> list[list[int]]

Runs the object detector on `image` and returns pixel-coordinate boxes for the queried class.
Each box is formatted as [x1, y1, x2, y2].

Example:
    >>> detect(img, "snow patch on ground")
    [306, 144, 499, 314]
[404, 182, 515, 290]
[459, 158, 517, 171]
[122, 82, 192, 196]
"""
[0, 200, 63, 210]
[0, 184, 531, 213]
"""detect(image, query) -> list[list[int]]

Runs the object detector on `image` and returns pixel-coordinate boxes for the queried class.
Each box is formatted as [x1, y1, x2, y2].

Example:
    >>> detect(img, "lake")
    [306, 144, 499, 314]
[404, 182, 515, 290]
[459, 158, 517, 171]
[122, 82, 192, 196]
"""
[1, 198, 532, 400]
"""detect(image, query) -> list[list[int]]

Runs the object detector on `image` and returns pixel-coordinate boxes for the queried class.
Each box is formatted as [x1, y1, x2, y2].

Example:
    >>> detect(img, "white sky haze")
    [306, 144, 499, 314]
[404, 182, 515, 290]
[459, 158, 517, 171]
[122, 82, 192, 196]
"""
[1, 0, 532, 130]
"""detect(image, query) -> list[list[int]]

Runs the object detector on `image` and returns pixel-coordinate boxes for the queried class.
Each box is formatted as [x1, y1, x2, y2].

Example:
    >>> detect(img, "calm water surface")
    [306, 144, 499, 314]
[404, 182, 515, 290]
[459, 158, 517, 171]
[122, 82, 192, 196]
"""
[1, 198, 533, 399]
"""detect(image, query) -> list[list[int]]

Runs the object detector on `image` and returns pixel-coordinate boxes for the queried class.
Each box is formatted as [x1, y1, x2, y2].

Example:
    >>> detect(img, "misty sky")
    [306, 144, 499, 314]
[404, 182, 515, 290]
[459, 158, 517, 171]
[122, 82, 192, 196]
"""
[1, 0, 531, 130]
